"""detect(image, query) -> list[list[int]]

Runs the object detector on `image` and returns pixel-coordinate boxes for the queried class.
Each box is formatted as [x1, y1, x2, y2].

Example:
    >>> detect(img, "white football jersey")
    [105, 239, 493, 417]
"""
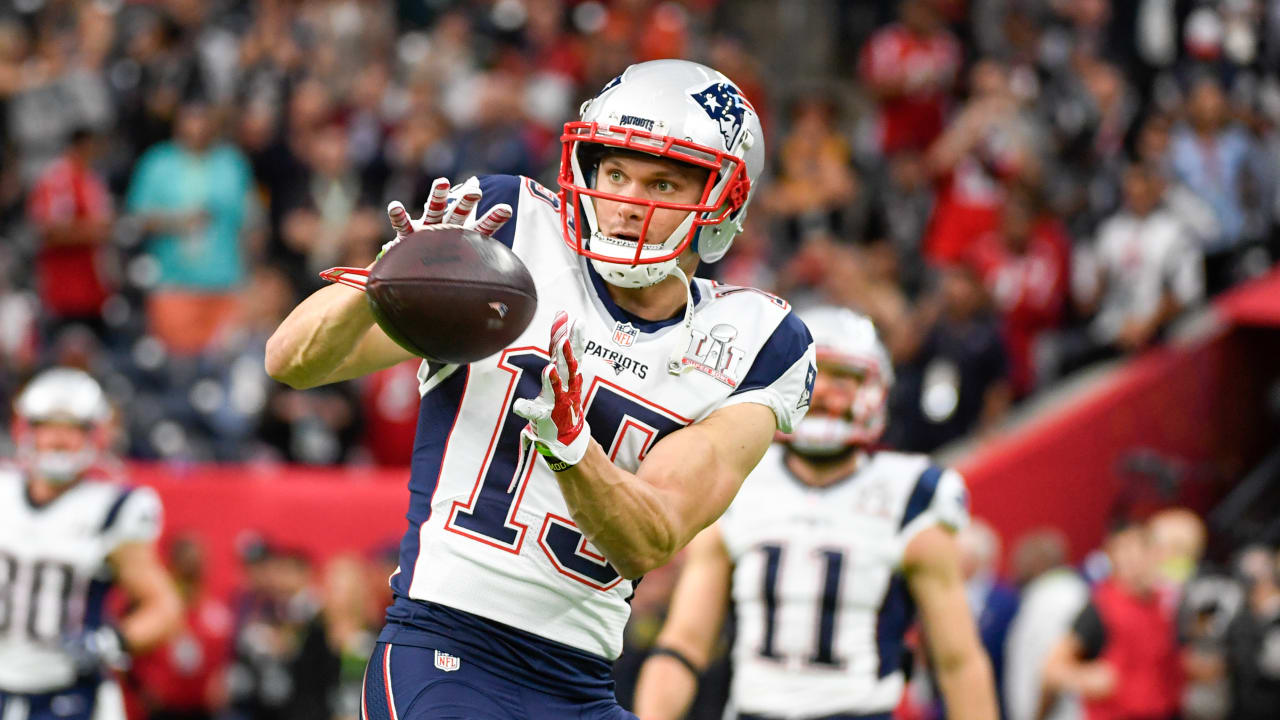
[0, 468, 162, 692]
[388, 174, 816, 661]
[718, 446, 969, 718]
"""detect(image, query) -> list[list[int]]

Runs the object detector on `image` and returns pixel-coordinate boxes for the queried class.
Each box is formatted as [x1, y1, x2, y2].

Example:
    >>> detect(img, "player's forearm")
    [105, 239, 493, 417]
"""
[118, 588, 182, 654]
[936, 651, 998, 720]
[555, 442, 682, 579]
[633, 656, 699, 720]
[265, 284, 376, 389]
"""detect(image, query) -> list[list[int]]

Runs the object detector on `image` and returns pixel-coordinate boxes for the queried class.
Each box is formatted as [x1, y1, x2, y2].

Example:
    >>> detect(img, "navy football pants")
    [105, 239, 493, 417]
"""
[362, 642, 638, 720]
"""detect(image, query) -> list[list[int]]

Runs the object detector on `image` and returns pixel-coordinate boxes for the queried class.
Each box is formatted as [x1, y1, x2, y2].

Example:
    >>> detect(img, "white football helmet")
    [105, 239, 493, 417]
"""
[559, 59, 765, 288]
[14, 367, 112, 484]
[788, 306, 893, 455]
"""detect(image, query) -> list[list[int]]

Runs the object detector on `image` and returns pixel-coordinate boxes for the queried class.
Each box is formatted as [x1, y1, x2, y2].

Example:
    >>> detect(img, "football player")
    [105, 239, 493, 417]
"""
[266, 60, 815, 718]
[0, 368, 182, 720]
[633, 307, 997, 720]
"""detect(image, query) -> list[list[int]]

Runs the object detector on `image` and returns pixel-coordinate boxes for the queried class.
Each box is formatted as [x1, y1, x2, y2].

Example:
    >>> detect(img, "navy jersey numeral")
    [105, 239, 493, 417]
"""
[446, 349, 690, 590]
[757, 544, 847, 668]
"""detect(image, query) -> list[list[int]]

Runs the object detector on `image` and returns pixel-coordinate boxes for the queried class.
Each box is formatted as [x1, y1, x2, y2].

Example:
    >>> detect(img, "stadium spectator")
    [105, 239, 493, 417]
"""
[1223, 544, 1280, 720]
[278, 117, 383, 292]
[1050, 162, 1204, 379]
[1043, 519, 1184, 720]
[923, 58, 1043, 266]
[887, 262, 1012, 452]
[759, 95, 860, 248]
[315, 555, 379, 720]
[358, 360, 421, 467]
[967, 185, 1070, 397]
[858, 0, 961, 158]
[131, 533, 234, 720]
[125, 99, 257, 356]
[224, 546, 324, 720]
[25, 127, 116, 346]
[1003, 529, 1090, 720]
[1169, 75, 1272, 294]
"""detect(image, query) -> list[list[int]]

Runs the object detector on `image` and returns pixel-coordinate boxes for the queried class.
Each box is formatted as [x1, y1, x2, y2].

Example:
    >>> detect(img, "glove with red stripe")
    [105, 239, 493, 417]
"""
[320, 176, 513, 290]
[514, 311, 591, 471]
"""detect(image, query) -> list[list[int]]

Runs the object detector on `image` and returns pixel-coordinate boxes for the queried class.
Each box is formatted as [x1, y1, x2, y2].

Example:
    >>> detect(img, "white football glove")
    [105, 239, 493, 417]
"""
[320, 176, 513, 291]
[514, 311, 591, 470]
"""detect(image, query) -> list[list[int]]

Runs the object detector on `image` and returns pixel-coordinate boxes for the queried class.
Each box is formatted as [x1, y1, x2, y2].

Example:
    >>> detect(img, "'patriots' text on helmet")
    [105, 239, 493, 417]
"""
[14, 367, 112, 484]
[559, 59, 765, 288]
[788, 307, 893, 455]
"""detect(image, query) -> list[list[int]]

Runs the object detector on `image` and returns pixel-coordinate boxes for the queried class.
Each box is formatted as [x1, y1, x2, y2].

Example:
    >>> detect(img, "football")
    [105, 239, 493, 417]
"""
[366, 227, 538, 364]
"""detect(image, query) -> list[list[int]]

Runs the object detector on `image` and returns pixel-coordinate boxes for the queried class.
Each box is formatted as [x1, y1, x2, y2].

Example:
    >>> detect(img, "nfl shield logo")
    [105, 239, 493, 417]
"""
[612, 322, 638, 347]
[433, 650, 460, 672]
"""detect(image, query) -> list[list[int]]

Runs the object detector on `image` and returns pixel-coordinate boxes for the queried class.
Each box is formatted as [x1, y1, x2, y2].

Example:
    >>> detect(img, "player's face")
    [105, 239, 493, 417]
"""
[810, 362, 862, 420]
[594, 154, 711, 248]
[30, 421, 92, 456]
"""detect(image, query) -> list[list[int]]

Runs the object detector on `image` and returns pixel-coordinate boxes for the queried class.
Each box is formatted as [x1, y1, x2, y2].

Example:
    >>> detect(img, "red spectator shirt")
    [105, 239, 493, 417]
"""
[969, 219, 1070, 396]
[859, 23, 961, 155]
[131, 594, 234, 712]
[1084, 580, 1184, 720]
[26, 156, 113, 318]
[923, 158, 1004, 265]
[361, 360, 423, 466]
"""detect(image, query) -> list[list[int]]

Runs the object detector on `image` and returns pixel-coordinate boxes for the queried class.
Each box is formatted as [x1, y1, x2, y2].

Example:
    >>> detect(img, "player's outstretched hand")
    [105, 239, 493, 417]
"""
[515, 311, 591, 471]
[64, 625, 130, 676]
[320, 176, 513, 291]
[385, 175, 513, 245]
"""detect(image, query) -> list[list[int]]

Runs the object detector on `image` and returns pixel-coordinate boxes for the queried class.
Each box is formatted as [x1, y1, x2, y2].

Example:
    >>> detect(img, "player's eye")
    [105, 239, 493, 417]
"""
[607, 169, 624, 184]
[654, 180, 674, 193]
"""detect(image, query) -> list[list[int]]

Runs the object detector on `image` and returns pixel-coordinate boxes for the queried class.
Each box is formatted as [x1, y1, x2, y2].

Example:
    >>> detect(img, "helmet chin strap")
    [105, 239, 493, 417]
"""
[666, 266, 697, 376]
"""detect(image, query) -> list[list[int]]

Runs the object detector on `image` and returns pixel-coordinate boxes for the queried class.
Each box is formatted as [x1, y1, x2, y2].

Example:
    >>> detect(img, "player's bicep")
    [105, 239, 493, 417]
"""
[654, 524, 733, 666]
[322, 323, 416, 384]
[637, 401, 775, 545]
[904, 525, 985, 672]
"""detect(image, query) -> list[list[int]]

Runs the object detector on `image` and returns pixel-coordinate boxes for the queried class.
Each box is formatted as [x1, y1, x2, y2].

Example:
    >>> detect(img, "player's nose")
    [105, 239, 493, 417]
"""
[812, 377, 852, 414]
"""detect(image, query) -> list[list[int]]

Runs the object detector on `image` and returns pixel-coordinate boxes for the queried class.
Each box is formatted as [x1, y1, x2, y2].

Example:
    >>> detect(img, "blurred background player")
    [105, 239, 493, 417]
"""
[633, 307, 995, 720]
[0, 368, 181, 720]
[266, 60, 813, 718]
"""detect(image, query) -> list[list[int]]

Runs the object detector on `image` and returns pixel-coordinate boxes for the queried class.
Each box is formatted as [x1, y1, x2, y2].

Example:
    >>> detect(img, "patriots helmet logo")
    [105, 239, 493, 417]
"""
[691, 82, 750, 149]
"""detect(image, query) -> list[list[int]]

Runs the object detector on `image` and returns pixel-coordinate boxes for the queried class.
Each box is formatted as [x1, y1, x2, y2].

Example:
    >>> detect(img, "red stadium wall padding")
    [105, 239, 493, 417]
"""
[957, 321, 1279, 570]
[127, 463, 410, 600]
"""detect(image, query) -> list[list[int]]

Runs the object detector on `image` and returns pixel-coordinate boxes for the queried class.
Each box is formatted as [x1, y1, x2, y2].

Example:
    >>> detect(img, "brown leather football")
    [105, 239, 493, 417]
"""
[366, 228, 537, 364]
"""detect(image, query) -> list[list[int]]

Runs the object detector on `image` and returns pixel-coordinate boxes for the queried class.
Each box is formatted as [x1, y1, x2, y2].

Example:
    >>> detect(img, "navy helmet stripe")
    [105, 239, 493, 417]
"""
[874, 574, 917, 678]
[900, 465, 944, 530]
[730, 311, 813, 397]
[99, 486, 137, 533]
[475, 174, 521, 249]
[390, 366, 470, 598]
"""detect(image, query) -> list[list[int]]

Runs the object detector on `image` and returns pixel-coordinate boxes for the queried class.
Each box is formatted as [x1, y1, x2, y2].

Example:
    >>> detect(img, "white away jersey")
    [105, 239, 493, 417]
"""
[388, 174, 816, 660]
[0, 469, 161, 692]
[718, 446, 969, 718]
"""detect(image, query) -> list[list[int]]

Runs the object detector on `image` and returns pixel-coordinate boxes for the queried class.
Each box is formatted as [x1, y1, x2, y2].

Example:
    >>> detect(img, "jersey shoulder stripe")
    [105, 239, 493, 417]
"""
[99, 484, 137, 532]
[730, 309, 813, 397]
[900, 464, 944, 530]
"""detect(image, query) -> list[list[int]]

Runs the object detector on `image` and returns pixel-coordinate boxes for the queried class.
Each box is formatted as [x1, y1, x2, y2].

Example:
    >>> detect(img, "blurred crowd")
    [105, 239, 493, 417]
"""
[124, 532, 398, 720]
[135, 510, 1280, 720]
[2, 0, 1279, 462]
[2, 1, 1278, 719]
